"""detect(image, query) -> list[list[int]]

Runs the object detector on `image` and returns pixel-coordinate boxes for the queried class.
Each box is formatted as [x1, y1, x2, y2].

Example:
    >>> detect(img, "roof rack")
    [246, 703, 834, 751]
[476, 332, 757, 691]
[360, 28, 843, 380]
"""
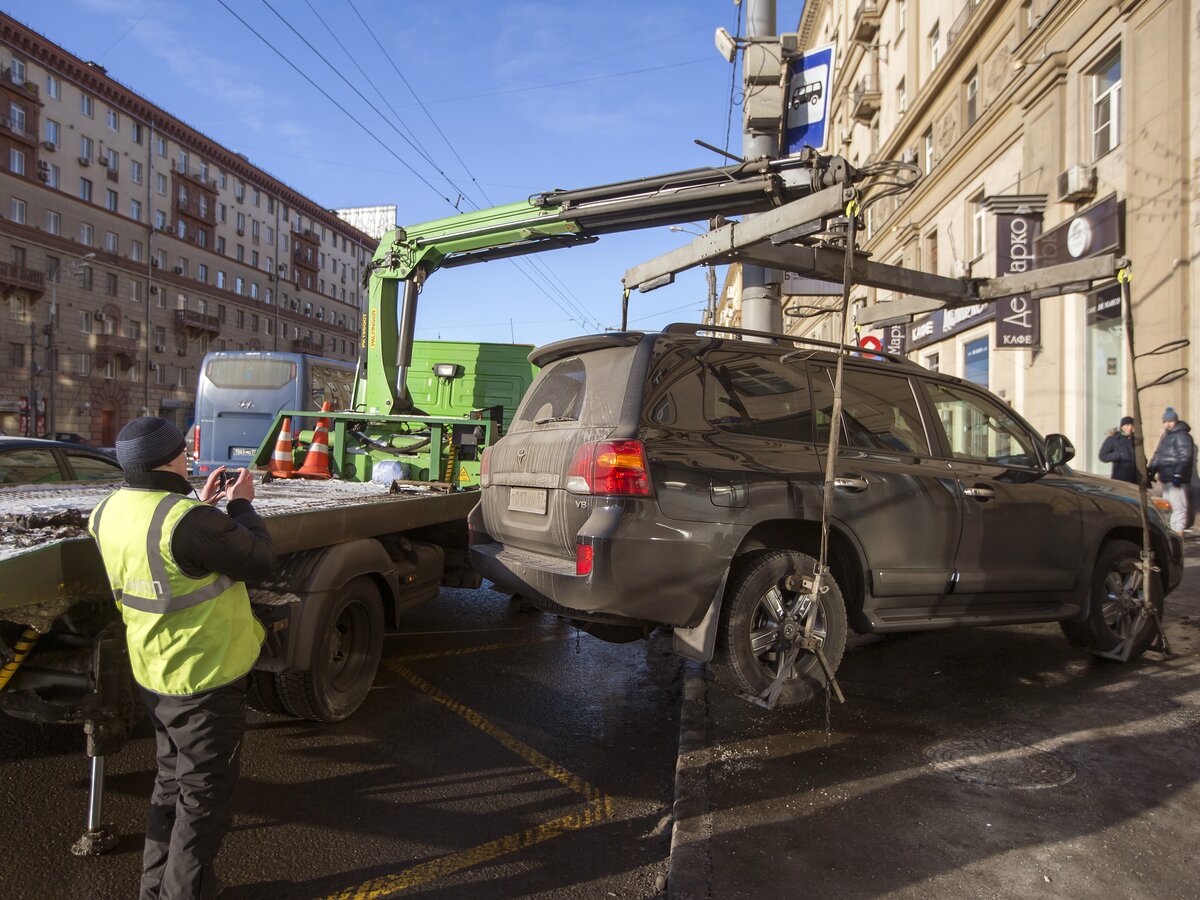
[662, 322, 921, 368]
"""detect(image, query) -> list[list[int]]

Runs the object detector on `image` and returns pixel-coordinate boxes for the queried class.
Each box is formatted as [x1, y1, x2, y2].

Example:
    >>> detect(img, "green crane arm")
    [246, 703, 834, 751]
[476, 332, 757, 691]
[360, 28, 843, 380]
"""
[356, 152, 857, 414]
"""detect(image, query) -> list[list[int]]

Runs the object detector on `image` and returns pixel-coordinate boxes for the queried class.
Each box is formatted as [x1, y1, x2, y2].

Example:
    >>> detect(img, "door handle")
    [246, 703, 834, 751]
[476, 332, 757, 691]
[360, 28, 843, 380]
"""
[834, 475, 869, 492]
[963, 485, 995, 500]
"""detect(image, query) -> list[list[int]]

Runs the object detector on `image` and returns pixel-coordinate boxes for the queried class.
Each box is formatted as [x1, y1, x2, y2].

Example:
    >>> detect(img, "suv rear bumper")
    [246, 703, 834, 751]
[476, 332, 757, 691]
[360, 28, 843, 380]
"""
[470, 530, 729, 628]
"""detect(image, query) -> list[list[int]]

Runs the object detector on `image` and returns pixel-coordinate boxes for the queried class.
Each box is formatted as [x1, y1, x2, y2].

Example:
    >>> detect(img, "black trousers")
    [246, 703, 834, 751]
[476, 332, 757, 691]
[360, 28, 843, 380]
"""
[138, 675, 249, 900]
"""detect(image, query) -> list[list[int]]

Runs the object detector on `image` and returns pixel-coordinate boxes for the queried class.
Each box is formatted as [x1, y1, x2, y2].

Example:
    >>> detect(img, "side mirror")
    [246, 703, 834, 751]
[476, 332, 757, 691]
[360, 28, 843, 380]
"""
[1044, 433, 1075, 469]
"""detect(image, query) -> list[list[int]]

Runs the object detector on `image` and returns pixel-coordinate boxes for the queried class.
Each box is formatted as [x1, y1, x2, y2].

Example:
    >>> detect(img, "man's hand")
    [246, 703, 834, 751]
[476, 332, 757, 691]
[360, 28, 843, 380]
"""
[199, 466, 227, 505]
[227, 466, 255, 503]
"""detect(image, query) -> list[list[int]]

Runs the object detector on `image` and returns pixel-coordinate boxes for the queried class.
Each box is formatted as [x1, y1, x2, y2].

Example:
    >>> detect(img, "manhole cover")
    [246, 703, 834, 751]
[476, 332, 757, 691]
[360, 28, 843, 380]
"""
[925, 738, 1076, 789]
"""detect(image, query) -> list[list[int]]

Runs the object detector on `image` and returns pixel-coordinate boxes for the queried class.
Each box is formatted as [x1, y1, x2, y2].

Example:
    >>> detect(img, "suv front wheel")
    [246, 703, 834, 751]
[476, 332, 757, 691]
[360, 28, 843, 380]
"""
[1060, 539, 1163, 660]
[712, 550, 848, 705]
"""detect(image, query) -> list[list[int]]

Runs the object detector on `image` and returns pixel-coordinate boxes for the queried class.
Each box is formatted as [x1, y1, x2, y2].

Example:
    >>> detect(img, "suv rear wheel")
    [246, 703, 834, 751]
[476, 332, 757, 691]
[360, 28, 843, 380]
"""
[1061, 539, 1162, 660]
[712, 550, 848, 705]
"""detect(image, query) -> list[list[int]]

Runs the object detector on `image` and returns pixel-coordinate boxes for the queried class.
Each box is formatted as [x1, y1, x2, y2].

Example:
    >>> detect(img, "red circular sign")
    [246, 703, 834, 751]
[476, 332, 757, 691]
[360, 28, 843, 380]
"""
[858, 335, 883, 352]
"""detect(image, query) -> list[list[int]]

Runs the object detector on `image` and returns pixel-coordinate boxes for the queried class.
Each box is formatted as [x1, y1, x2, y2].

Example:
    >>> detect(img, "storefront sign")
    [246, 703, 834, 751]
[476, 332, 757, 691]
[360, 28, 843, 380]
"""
[1086, 285, 1121, 324]
[1033, 194, 1122, 268]
[906, 303, 994, 352]
[883, 323, 906, 356]
[994, 212, 1043, 350]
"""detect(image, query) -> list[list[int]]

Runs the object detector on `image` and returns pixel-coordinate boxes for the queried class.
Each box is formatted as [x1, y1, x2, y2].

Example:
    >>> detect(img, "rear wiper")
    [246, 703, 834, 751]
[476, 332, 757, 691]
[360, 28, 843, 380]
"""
[534, 415, 577, 425]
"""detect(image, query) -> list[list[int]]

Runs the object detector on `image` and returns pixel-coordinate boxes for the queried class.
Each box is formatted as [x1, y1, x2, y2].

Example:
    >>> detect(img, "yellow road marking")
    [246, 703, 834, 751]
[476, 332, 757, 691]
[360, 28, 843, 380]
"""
[392, 633, 567, 661]
[321, 660, 614, 899]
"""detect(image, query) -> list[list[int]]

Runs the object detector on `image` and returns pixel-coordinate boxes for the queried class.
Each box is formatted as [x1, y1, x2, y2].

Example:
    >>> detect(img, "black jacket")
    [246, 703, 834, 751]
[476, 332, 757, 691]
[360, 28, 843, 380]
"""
[1149, 422, 1195, 485]
[125, 470, 277, 582]
[1098, 432, 1138, 484]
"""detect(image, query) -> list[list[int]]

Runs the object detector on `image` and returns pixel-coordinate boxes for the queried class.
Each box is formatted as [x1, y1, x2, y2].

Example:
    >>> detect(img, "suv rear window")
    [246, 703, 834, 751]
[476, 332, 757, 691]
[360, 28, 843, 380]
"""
[518, 357, 585, 424]
[812, 367, 931, 455]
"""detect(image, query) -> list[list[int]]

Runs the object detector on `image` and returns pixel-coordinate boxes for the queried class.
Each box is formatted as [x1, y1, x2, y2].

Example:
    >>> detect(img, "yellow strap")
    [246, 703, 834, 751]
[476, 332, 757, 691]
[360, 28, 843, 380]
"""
[845, 199, 861, 218]
[1117, 267, 1131, 284]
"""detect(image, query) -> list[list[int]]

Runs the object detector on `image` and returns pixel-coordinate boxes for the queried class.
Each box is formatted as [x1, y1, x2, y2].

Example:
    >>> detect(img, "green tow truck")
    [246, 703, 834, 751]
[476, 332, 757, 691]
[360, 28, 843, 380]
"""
[0, 153, 856, 852]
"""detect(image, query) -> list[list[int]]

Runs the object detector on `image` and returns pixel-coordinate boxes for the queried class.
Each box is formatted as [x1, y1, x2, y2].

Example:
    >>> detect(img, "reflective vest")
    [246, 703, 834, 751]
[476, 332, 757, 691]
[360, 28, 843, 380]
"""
[88, 488, 265, 695]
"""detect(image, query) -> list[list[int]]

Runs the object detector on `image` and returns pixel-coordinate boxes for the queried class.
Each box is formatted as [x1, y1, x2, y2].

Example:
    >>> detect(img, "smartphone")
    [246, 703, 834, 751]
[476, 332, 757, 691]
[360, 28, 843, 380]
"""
[217, 469, 229, 493]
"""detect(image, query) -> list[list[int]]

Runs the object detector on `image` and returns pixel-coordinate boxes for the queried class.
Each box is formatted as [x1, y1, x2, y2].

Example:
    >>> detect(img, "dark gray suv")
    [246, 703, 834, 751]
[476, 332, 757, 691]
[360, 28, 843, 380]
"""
[469, 325, 1184, 703]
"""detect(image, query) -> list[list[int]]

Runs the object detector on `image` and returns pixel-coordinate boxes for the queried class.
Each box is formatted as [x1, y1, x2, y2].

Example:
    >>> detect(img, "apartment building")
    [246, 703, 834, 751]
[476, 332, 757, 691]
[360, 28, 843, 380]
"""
[717, 0, 1198, 474]
[0, 13, 376, 444]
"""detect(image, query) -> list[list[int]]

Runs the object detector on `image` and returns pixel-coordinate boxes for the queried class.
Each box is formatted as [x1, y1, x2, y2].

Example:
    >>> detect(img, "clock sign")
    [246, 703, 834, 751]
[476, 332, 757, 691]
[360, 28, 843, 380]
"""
[1066, 217, 1093, 258]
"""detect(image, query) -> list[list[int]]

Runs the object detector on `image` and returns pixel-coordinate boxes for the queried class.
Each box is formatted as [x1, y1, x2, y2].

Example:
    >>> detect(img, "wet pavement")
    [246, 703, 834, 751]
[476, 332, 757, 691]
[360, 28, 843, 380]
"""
[671, 540, 1200, 899]
[0, 586, 682, 899]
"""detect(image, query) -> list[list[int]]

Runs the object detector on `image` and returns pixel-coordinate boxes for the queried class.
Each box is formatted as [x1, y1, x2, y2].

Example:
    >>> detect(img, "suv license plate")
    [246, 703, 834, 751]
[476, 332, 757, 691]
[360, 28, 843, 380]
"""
[508, 487, 548, 515]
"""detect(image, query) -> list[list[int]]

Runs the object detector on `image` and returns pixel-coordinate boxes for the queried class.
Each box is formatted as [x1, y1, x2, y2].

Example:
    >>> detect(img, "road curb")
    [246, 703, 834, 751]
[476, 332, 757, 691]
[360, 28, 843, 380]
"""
[667, 660, 712, 900]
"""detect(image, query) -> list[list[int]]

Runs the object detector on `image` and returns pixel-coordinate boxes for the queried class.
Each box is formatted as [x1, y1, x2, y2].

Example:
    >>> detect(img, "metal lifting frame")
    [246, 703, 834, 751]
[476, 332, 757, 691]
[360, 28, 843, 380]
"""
[623, 188, 1168, 709]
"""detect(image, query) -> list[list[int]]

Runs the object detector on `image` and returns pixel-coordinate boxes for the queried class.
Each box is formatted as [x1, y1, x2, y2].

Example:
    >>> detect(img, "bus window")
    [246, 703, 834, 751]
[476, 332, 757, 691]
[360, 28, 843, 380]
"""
[310, 363, 355, 410]
[205, 358, 297, 389]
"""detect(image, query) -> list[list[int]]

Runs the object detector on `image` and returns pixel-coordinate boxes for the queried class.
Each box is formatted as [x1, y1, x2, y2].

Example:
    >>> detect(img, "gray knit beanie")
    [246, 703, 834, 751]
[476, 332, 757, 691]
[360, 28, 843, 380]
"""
[1163, 407, 1179, 423]
[115, 417, 186, 474]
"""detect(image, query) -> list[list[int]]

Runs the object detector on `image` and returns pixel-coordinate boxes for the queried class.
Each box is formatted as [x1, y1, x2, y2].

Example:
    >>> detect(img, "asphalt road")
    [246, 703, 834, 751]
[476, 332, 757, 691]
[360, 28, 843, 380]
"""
[0, 586, 682, 899]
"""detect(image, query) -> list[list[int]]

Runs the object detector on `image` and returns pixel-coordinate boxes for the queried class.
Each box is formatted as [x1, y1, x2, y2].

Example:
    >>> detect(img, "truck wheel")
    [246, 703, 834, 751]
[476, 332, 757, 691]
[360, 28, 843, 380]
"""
[276, 577, 384, 722]
[711, 550, 847, 706]
[1060, 539, 1162, 660]
[246, 670, 289, 715]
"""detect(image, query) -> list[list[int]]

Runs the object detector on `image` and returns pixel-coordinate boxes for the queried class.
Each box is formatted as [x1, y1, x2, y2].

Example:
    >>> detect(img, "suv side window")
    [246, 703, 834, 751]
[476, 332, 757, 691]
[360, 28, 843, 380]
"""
[811, 367, 931, 455]
[924, 381, 1038, 467]
[0, 448, 63, 484]
[704, 353, 813, 442]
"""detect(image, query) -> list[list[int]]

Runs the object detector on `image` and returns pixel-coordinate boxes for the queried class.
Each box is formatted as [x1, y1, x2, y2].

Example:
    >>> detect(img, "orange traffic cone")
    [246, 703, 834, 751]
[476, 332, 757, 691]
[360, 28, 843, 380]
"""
[269, 416, 296, 478]
[296, 403, 332, 480]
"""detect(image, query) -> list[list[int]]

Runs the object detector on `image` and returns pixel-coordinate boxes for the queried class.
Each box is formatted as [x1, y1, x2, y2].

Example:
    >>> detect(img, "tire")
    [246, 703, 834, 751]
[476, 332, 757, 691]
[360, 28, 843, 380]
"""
[276, 577, 385, 722]
[711, 550, 848, 705]
[246, 669, 289, 715]
[1061, 539, 1163, 660]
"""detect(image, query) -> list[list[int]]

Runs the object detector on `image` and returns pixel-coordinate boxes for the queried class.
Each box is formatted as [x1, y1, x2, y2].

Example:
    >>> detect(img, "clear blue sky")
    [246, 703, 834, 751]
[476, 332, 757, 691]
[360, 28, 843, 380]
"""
[8, 0, 803, 347]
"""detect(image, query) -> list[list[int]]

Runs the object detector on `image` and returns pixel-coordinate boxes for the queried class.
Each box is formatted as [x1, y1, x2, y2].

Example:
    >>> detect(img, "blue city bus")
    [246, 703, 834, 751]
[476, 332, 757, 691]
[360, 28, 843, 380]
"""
[193, 351, 354, 475]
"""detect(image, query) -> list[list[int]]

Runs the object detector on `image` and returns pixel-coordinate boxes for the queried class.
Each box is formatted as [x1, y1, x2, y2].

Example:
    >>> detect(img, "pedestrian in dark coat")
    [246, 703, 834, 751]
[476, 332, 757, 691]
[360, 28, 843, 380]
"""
[1099, 416, 1138, 484]
[1148, 407, 1194, 533]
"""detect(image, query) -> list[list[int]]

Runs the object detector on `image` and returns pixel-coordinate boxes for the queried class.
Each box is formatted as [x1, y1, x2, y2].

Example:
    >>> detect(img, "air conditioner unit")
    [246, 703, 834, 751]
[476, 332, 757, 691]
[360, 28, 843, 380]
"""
[151, 259, 160, 268]
[172, 266, 183, 274]
[93, 311, 105, 321]
[236, 228, 244, 236]
[78, 156, 91, 166]
[41, 141, 55, 151]
[150, 285, 160, 294]
[148, 362, 158, 371]
[176, 348, 187, 356]
[840, 128, 853, 145]
[37, 159, 49, 170]
[1056, 165, 1097, 203]
[951, 258, 970, 279]
[900, 148, 918, 165]
[37, 171, 50, 182]
[154, 343, 165, 353]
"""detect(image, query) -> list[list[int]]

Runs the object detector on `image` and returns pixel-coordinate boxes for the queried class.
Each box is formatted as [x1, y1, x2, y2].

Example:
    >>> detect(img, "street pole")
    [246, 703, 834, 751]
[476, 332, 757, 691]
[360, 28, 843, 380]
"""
[46, 275, 57, 437]
[27, 319, 37, 437]
[740, 0, 782, 338]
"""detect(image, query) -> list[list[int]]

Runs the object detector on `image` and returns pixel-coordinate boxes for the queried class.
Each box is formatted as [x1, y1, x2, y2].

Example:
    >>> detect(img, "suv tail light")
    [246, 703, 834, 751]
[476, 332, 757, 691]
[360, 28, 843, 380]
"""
[480, 445, 492, 488]
[575, 543, 594, 576]
[566, 440, 653, 496]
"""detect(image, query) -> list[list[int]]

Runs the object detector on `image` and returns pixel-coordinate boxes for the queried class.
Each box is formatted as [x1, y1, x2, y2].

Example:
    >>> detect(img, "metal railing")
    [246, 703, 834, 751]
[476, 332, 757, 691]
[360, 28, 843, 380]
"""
[947, 0, 982, 49]
[0, 261, 45, 292]
[0, 68, 38, 95]
[0, 115, 37, 143]
[174, 309, 220, 332]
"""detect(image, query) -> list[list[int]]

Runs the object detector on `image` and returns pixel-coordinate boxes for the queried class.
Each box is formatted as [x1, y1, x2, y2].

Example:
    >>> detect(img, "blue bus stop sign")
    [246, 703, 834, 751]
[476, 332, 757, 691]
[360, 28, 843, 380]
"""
[784, 43, 837, 155]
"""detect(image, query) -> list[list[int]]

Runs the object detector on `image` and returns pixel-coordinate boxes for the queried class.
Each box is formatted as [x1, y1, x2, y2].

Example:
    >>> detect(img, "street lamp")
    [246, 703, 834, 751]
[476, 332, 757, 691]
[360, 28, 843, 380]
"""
[44, 251, 96, 437]
[669, 227, 720, 324]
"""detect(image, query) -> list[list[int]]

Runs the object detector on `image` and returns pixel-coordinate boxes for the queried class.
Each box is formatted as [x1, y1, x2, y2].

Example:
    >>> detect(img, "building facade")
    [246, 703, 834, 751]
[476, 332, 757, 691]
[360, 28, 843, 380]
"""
[718, 0, 1198, 475]
[0, 13, 375, 444]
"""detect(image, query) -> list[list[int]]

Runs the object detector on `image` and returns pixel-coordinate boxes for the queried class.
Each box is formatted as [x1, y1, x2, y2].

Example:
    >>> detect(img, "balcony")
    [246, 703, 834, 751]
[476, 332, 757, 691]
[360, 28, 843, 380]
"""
[0, 68, 38, 98]
[0, 261, 45, 297]
[90, 333, 139, 369]
[851, 0, 881, 43]
[850, 74, 881, 123]
[0, 114, 37, 145]
[174, 309, 221, 335]
[291, 336, 324, 354]
[947, 0, 982, 50]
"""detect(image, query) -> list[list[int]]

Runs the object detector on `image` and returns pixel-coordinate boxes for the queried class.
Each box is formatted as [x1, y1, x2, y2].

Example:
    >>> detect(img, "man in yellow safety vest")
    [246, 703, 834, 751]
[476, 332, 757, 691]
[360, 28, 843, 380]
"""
[88, 417, 275, 899]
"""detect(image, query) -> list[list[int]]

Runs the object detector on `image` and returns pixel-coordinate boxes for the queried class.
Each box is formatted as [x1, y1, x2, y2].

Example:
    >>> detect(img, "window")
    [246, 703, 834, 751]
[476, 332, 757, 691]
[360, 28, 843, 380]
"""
[1092, 47, 1121, 159]
[45, 118, 60, 146]
[131, 280, 142, 302]
[705, 355, 815, 441]
[8, 296, 26, 321]
[176, 219, 186, 239]
[197, 228, 208, 248]
[216, 271, 226, 289]
[265, 317, 273, 335]
[235, 277, 244, 295]
[47, 74, 60, 99]
[929, 22, 941, 71]
[236, 309, 245, 328]
[155, 135, 166, 157]
[154, 210, 166, 230]
[175, 366, 186, 388]
[811, 367, 930, 454]
[7, 197, 23, 225]
[106, 189, 118, 212]
[80, 310, 92, 333]
[965, 68, 979, 126]
[178, 257, 189, 276]
[154, 363, 164, 385]
[8, 148, 24, 176]
[45, 210, 60, 235]
[131, 121, 143, 144]
[926, 382, 1036, 467]
[216, 236, 225, 255]
[80, 223, 95, 245]
[80, 135, 93, 160]
[80, 177, 93, 202]
[81, 93, 94, 117]
[156, 172, 167, 195]
[925, 230, 938, 274]
[251, 313, 259, 331]
[105, 272, 118, 296]
[8, 342, 24, 368]
[970, 192, 986, 259]
[200, 161, 209, 180]
[963, 337, 989, 387]
[897, 78, 907, 114]
[924, 352, 940, 373]
[105, 231, 119, 253]
[131, 240, 144, 262]
[197, 196, 207, 218]
[46, 164, 59, 189]
[81, 267, 93, 290]
[130, 198, 142, 221]
[897, 0, 906, 34]
[106, 108, 118, 130]
[154, 249, 166, 269]
[198, 263, 208, 282]
[177, 150, 188, 174]
[131, 160, 143, 184]
[923, 128, 934, 174]
[236, 245, 244, 262]
[251, 250, 259, 268]
[250, 283, 259, 300]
